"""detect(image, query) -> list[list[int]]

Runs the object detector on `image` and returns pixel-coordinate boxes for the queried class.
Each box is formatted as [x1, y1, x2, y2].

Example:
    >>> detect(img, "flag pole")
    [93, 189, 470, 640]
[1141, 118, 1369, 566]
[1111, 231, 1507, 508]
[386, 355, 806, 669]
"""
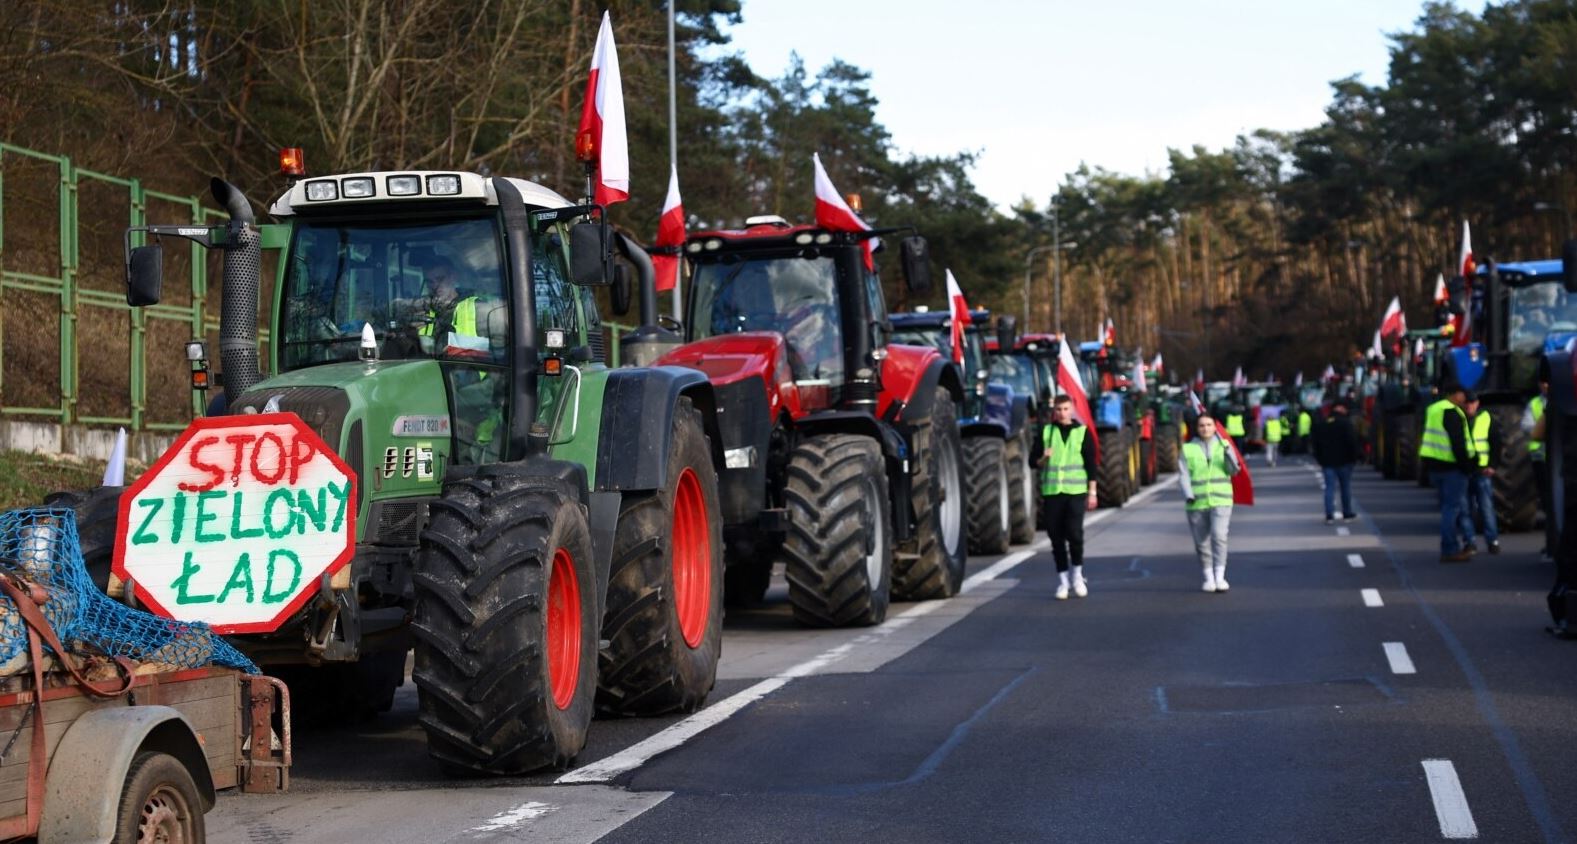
[667, 1, 684, 323]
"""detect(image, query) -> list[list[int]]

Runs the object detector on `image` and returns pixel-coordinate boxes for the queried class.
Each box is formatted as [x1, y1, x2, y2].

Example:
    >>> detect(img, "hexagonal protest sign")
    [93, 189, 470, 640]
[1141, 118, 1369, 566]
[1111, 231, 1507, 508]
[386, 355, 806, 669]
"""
[112, 413, 357, 634]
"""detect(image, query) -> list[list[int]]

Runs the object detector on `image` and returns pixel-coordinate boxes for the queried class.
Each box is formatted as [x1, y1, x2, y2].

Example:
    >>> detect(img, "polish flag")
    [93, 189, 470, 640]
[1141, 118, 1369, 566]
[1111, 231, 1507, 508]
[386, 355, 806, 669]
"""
[1056, 334, 1096, 440]
[945, 269, 970, 366]
[1133, 355, 1148, 393]
[1379, 295, 1406, 340]
[1414, 337, 1426, 360]
[1151, 352, 1164, 374]
[1194, 369, 1205, 394]
[1453, 221, 1475, 346]
[1232, 366, 1246, 387]
[1433, 273, 1449, 305]
[1458, 220, 1476, 278]
[652, 165, 685, 292]
[1322, 364, 1336, 381]
[1187, 389, 1206, 416]
[1103, 318, 1117, 346]
[812, 153, 876, 271]
[1294, 371, 1303, 387]
[576, 12, 629, 206]
[1369, 329, 1384, 359]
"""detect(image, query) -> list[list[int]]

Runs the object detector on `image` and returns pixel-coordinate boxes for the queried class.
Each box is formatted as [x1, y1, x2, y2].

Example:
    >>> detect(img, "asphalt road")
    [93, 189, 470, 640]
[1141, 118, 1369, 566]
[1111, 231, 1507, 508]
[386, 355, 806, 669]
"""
[210, 455, 1577, 843]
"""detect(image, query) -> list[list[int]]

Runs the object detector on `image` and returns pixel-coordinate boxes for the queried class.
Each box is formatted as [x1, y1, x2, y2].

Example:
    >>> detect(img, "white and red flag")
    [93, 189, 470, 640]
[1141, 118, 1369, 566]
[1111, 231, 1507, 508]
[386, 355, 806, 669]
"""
[1232, 366, 1246, 387]
[1055, 334, 1096, 439]
[945, 269, 970, 365]
[1379, 295, 1406, 340]
[1322, 364, 1336, 381]
[1459, 220, 1476, 278]
[652, 164, 685, 292]
[1133, 354, 1148, 393]
[1151, 352, 1164, 374]
[1103, 317, 1117, 347]
[1454, 221, 1475, 346]
[1294, 371, 1303, 387]
[1433, 273, 1450, 305]
[1369, 329, 1384, 359]
[1194, 369, 1205, 394]
[812, 153, 876, 271]
[1187, 389, 1206, 416]
[576, 12, 629, 206]
[1414, 337, 1426, 360]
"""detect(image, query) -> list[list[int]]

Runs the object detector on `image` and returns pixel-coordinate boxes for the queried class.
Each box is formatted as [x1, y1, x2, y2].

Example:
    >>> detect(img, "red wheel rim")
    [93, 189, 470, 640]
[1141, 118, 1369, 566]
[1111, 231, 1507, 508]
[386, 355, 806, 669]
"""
[547, 547, 582, 710]
[672, 467, 711, 648]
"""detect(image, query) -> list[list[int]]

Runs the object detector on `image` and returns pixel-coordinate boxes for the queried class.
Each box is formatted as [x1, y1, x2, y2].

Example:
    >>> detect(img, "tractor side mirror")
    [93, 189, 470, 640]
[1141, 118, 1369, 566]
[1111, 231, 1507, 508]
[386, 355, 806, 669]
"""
[127, 244, 164, 307]
[610, 263, 633, 317]
[1563, 239, 1577, 294]
[996, 314, 1018, 351]
[569, 220, 611, 286]
[899, 236, 932, 296]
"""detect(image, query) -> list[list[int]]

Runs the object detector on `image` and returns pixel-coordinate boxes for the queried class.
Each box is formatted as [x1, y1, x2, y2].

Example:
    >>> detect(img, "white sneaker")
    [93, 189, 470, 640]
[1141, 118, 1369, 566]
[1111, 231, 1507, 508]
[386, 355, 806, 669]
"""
[1073, 578, 1088, 598]
[1214, 575, 1230, 592]
[1202, 572, 1217, 593]
[1056, 583, 1070, 600]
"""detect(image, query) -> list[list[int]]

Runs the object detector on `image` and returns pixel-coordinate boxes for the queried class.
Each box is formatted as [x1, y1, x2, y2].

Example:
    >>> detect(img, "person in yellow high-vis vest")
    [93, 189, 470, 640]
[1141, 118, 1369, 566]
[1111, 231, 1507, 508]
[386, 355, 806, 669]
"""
[1525, 379, 1551, 559]
[1225, 407, 1247, 439]
[1033, 395, 1098, 600]
[1465, 393, 1500, 554]
[1179, 416, 1241, 593]
[1264, 410, 1283, 467]
[1420, 383, 1477, 562]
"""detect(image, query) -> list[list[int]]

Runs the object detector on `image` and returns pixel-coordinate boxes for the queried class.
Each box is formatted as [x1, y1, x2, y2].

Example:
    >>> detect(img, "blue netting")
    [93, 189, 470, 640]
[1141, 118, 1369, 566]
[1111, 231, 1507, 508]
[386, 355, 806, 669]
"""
[0, 507, 258, 674]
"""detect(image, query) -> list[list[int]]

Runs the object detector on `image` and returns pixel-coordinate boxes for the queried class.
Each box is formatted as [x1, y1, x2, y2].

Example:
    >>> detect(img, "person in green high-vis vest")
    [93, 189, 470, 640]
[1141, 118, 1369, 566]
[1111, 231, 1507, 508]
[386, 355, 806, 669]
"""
[1180, 416, 1242, 593]
[1465, 393, 1500, 554]
[1264, 411, 1284, 467]
[1225, 406, 1247, 439]
[1420, 383, 1477, 562]
[1031, 394, 1098, 600]
[1525, 377, 1550, 558]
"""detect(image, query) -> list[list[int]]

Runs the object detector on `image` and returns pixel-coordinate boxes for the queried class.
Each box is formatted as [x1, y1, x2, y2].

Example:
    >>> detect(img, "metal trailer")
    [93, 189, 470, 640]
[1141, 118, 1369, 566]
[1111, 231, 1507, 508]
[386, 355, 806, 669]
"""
[0, 664, 288, 842]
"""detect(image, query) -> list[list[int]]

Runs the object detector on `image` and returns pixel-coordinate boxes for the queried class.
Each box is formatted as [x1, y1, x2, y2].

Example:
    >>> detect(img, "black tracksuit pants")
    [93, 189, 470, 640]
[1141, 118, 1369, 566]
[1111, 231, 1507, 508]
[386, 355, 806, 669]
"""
[1042, 494, 1085, 572]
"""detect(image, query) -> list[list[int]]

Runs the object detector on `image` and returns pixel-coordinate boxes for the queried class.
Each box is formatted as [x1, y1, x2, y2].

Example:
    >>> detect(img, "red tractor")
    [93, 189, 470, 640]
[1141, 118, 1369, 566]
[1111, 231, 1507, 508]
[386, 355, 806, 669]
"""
[631, 216, 967, 626]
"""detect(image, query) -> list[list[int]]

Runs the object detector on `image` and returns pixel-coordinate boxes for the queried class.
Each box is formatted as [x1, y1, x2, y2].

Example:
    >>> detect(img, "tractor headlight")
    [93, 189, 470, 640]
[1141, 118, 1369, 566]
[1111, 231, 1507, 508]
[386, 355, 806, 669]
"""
[427, 175, 461, 196]
[386, 175, 421, 196]
[341, 177, 375, 198]
[305, 180, 338, 201]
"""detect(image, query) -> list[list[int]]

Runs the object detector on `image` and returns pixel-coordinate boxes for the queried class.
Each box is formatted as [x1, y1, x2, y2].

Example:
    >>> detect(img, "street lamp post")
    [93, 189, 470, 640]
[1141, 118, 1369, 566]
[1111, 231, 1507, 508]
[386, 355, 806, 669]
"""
[1022, 244, 1056, 329]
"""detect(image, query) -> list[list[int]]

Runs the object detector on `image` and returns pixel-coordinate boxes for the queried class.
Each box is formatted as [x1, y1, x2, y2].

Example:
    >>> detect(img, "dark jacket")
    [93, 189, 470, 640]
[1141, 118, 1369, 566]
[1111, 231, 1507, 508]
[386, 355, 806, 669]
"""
[1310, 412, 1361, 468]
[1420, 405, 1477, 474]
[1029, 421, 1098, 493]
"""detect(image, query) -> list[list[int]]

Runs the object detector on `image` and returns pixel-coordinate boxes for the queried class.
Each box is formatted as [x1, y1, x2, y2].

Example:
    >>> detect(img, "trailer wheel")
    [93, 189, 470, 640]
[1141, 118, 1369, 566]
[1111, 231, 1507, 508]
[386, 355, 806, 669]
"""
[114, 751, 204, 844]
[1155, 424, 1180, 476]
[781, 434, 892, 626]
[894, 387, 967, 600]
[43, 485, 123, 591]
[412, 470, 596, 774]
[1492, 405, 1538, 532]
[1006, 431, 1037, 544]
[963, 436, 1011, 554]
[597, 398, 724, 715]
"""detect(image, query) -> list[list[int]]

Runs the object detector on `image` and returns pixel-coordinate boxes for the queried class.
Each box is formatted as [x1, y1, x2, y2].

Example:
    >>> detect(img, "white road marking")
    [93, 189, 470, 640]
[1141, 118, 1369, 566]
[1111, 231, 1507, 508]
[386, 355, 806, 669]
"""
[1384, 642, 1417, 674]
[470, 802, 555, 832]
[561, 477, 1176, 785]
[1336, 526, 1351, 536]
[1362, 588, 1384, 607]
[1422, 759, 1479, 839]
[1347, 553, 1366, 569]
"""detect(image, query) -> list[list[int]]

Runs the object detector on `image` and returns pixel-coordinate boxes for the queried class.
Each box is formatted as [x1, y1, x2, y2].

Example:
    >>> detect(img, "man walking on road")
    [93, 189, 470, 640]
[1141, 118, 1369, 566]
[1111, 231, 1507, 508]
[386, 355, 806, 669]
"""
[1035, 394, 1099, 600]
[1526, 376, 1550, 558]
[1420, 383, 1478, 562]
[1264, 411, 1283, 467]
[1466, 392, 1501, 554]
[1180, 416, 1241, 593]
[1311, 399, 1360, 524]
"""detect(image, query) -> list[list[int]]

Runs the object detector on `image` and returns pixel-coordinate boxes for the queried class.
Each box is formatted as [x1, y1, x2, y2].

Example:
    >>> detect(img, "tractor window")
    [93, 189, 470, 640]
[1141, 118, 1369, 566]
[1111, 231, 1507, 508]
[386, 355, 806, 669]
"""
[533, 224, 580, 339]
[690, 254, 844, 385]
[279, 217, 506, 371]
[1510, 283, 1577, 354]
[990, 353, 1037, 401]
[892, 327, 948, 356]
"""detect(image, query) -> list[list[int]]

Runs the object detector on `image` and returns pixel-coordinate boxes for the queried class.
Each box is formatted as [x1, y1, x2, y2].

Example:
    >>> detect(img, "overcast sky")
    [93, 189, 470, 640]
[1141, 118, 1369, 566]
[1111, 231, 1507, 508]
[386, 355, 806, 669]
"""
[717, 0, 1490, 211]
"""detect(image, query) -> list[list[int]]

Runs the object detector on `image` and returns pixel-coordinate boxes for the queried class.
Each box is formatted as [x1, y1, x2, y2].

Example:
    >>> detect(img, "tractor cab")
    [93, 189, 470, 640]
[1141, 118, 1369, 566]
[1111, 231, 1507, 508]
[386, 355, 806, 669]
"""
[1470, 259, 1576, 396]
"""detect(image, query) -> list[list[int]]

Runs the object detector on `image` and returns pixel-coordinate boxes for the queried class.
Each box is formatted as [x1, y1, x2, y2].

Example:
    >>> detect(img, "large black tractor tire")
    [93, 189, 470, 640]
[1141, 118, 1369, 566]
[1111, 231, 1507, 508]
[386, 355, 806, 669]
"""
[597, 398, 724, 716]
[893, 387, 967, 601]
[963, 435, 1011, 555]
[1095, 428, 1128, 509]
[43, 485, 124, 591]
[780, 434, 892, 627]
[1393, 414, 1417, 483]
[1491, 405, 1538, 532]
[1155, 423, 1180, 476]
[411, 470, 596, 775]
[1006, 431, 1037, 544]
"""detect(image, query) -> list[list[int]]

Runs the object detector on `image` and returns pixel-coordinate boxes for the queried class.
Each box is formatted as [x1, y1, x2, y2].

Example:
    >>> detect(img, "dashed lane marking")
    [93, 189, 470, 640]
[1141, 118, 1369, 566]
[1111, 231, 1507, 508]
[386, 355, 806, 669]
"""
[470, 802, 555, 833]
[1347, 553, 1366, 568]
[1362, 588, 1384, 607]
[1336, 526, 1351, 536]
[1384, 642, 1417, 674]
[1422, 759, 1479, 839]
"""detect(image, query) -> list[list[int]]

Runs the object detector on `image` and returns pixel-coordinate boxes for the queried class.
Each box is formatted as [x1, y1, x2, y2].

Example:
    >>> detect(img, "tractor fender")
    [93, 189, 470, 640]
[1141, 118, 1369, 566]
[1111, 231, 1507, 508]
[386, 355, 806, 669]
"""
[885, 350, 965, 424]
[981, 383, 1015, 432]
[595, 365, 723, 494]
[710, 375, 774, 526]
[39, 706, 216, 844]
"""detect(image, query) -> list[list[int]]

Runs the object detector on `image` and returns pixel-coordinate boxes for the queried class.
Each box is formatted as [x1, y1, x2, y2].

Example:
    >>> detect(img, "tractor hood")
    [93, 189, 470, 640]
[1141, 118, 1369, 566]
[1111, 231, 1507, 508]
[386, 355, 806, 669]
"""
[655, 333, 790, 387]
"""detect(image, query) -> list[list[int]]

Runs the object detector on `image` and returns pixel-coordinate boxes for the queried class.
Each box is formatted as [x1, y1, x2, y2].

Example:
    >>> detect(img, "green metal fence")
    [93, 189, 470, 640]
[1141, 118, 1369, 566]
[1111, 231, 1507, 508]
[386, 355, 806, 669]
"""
[0, 143, 644, 432]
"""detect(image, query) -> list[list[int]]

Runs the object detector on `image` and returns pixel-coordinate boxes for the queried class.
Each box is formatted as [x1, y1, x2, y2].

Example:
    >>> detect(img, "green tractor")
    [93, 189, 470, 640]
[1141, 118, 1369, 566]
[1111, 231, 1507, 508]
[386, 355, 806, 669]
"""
[78, 172, 728, 775]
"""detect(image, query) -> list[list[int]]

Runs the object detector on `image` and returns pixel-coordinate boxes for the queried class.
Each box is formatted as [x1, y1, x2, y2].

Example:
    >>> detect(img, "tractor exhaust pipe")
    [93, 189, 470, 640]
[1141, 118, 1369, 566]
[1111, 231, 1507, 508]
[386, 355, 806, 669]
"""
[211, 178, 263, 405]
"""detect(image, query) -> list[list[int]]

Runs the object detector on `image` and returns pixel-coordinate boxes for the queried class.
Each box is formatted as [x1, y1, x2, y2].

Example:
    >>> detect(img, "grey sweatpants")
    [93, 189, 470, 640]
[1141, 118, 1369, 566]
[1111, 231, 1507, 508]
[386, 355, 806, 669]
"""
[1186, 506, 1232, 572]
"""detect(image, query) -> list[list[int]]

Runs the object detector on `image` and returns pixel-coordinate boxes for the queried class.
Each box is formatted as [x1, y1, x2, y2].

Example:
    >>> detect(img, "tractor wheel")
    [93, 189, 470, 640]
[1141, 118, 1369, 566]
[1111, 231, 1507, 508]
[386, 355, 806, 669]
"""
[411, 469, 596, 775]
[1492, 405, 1538, 532]
[43, 485, 124, 591]
[1155, 424, 1180, 475]
[893, 387, 967, 601]
[1006, 431, 1037, 544]
[963, 436, 1011, 555]
[780, 434, 892, 627]
[1096, 428, 1127, 509]
[597, 398, 724, 716]
[1127, 429, 1142, 494]
[1139, 431, 1158, 486]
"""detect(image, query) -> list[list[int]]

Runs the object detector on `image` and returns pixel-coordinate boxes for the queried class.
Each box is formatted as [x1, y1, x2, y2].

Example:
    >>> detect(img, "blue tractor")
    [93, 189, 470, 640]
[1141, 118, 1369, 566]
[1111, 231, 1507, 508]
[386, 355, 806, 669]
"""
[891, 310, 1032, 553]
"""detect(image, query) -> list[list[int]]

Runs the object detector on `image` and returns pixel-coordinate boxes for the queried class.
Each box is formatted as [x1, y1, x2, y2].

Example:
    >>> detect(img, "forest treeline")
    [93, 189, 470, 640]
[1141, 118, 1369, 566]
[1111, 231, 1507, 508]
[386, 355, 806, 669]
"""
[3, 0, 1575, 379]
